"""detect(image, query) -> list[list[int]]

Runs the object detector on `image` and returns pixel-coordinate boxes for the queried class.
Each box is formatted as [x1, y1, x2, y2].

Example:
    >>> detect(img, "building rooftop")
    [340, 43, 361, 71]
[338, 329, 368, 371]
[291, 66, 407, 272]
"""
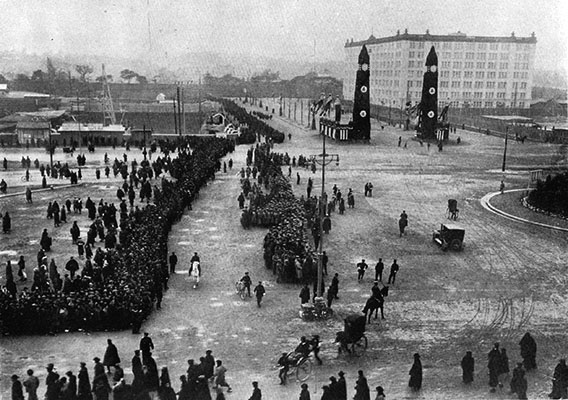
[345, 30, 537, 48]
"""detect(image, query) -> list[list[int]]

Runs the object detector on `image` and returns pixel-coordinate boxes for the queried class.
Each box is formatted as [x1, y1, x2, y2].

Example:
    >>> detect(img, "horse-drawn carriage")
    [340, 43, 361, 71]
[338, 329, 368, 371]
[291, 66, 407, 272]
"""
[335, 314, 368, 355]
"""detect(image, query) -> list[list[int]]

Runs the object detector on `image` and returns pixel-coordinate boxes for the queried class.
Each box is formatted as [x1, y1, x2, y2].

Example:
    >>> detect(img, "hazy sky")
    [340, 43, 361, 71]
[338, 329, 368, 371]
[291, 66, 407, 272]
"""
[0, 0, 566, 70]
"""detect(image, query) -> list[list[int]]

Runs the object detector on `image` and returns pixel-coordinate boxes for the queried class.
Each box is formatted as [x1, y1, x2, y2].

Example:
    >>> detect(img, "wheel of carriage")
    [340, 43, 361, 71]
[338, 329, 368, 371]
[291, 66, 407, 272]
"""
[295, 358, 312, 382]
[450, 238, 462, 251]
[351, 335, 368, 356]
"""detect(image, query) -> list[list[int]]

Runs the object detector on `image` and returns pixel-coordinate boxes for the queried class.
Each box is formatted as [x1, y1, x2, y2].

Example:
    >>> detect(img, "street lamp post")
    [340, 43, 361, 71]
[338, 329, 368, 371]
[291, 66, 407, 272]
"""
[502, 126, 508, 172]
[309, 131, 339, 300]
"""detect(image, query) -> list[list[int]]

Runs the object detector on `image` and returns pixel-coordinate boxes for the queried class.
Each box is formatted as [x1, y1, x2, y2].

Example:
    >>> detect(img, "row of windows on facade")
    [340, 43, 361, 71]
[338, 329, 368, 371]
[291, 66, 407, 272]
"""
[352, 41, 533, 52]
[368, 70, 530, 80]
[351, 78, 528, 90]
[363, 51, 531, 61]
[369, 90, 526, 100]
[367, 96, 526, 109]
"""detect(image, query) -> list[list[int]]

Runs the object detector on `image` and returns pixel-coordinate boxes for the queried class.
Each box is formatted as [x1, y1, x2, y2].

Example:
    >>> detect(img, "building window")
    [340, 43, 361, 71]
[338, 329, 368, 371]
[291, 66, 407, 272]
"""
[474, 101, 482, 107]
[497, 92, 506, 98]
[454, 52, 463, 59]
[440, 81, 449, 88]
[486, 92, 494, 98]
[501, 43, 510, 50]
[478, 43, 487, 50]
[490, 43, 498, 50]
[441, 61, 451, 68]
[464, 71, 473, 79]
[488, 62, 496, 69]
[477, 52, 486, 60]
[451, 81, 461, 88]
[451, 91, 459, 98]
[466, 42, 475, 50]
[463, 81, 472, 88]
[418, 42, 424, 49]
[410, 42, 416, 49]
[442, 51, 451, 59]
[519, 102, 525, 108]
[452, 71, 462, 78]
[499, 62, 508, 69]
[485, 101, 494, 107]
[441, 71, 450, 78]
[498, 82, 507, 89]
[486, 82, 496, 89]
[500, 53, 509, 60]
[476, 62, 486, 69]
[408, 60, 415, 67]
[520, 82, 527, 89]
[498, 72, 508, 79]
[488, 71, 496, 78]
[465, 52, 475, 59]
[455, 43, 464, 50]
[409, 51, 415, 58]
[474, 92, 483, 98]
[474, 81, 484, 88]
[463, 92, 472, 98]
[489, 52, 498, 60]
[475, 72, 485, 79]
[453, 62, 462, 69]
[519, 92, 526, 99]
[464, 62, 474, 69]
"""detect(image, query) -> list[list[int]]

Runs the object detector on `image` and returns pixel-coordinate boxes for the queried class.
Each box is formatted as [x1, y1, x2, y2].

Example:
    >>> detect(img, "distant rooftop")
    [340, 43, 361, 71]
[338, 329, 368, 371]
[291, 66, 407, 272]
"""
[345, 30, 537, 48]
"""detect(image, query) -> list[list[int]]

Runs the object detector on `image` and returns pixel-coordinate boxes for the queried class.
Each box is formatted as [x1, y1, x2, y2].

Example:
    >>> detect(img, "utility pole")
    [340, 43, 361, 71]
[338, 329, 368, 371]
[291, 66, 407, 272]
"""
[502, 126, 508, 172]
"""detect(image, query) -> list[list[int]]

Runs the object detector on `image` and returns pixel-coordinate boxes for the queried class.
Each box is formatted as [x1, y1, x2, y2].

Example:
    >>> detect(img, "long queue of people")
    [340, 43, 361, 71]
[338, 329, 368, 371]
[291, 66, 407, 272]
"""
[0, 137, 234, 335]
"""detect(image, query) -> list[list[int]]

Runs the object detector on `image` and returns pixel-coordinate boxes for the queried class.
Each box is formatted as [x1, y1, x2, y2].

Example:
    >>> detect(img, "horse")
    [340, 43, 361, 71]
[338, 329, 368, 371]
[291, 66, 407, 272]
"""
[189, 261, 201, 289]
[362, 286, 389, 323]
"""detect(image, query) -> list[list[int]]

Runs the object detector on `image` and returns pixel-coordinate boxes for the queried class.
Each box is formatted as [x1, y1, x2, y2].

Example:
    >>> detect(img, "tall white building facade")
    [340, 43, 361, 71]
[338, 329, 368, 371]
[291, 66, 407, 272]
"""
[343, 30, 537, 110]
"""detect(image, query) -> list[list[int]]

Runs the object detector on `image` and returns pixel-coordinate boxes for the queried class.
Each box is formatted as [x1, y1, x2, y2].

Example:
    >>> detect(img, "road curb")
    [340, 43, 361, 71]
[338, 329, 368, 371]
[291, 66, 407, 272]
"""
[480, 189, 568, 232]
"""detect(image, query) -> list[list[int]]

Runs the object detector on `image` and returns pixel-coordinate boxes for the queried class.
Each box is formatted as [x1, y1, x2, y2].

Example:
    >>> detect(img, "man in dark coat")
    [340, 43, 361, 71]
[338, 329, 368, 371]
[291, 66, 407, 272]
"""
[253, 281, 265, 307]
[103, 339, 120, 373]
[337, 371, 347, 400]
[387, 260, 399, 284]
[354, 370, 370, 400]
[45, 364, 60, 400]
[203, 350, 215, 380]
[140, 332, 154, 363]
[408, 353, 423, 391]
[248, 381, 261, 400]
[11, 375, 24, 400]
[461, 351, 475, 384]
[488, 343, 501, 392]
[374, 258, 384, 282]
[330, 273, 339, 300]
[131, 350, 143, 394]
[510, 363, 527, 399]
[519, 332, 537, 371]
[65, 257, 79, 279]
[2, 211, 11, 233]
[299, 383, 310, 400]
[70, 221, 80, 244]
[23, 369, 39, 400]
[169, 252, 178, 274]
[550, 359, 568, 399]
[64, 371, 77, 400]
[299, 284, 310, 304]
[77, 362, 92, 400]
[356, 259, 368, 282]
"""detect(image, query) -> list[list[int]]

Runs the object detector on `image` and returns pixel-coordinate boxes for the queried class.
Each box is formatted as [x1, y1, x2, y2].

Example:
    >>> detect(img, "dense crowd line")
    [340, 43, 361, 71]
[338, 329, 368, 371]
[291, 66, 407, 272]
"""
[0, 137, 234, 335]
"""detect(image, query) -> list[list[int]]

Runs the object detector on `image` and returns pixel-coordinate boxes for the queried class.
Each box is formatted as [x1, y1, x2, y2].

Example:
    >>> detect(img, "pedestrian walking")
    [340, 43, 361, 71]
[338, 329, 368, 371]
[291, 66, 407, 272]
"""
[12, 375, 24, 400]
[398, 210, 408, 237]
[299, 383, 310, 400]
[23, 369, 39, 400]
[387, 260, 399, 284]
[213, 360, 232, 392]
[357, 259, 368, 282]
[299, 284, 310, 304]
[169, 252, 178, 274]
[549, 358, 568, 399]
[488, 343, 501, 392]
[103, 339, 121, 373]
[354, 370, 370, 400]
[408, 353, 422, 391]
[139, 332, 154, 363]
[254, 281, 265, 307]
[510, 363, 527, 399]
[277, 352, 289, 385]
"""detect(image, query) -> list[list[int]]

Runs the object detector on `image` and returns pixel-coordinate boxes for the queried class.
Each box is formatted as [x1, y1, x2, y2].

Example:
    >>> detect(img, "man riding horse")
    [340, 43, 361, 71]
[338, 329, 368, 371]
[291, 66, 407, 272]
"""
[362, 283, 389, 322]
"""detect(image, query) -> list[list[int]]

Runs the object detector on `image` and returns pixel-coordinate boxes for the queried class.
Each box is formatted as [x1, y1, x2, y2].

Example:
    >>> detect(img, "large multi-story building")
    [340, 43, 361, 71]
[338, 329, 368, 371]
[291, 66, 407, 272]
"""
[343, 30, 537, 110]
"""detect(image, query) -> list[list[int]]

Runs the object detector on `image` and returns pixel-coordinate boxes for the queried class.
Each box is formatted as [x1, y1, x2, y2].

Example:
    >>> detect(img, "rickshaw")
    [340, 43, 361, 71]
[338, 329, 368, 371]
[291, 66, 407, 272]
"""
[335, 314, 368, 356]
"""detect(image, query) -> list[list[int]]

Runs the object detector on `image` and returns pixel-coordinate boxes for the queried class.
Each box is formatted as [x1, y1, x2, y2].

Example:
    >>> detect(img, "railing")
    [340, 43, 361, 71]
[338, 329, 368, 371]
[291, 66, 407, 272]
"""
[319, 118, 353, 141]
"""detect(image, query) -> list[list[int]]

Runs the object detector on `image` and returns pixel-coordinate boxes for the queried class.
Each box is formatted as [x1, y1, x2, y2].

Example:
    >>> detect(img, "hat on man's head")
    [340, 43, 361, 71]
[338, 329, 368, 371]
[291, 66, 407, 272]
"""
[93, 357, 100, 362]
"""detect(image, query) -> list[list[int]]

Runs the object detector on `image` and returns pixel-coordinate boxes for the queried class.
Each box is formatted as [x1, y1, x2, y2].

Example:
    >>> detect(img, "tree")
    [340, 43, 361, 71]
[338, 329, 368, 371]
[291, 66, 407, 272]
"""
[120, 69, 138, 84]
[75, 64, 94, 83]
[31, 69, 46, 81]
[46, 57, 57, 82]
[0, 74, 7, 83]
[95, 74, 113, 83]
[135, 74, 148, 84]
[14, 73, 30, 82]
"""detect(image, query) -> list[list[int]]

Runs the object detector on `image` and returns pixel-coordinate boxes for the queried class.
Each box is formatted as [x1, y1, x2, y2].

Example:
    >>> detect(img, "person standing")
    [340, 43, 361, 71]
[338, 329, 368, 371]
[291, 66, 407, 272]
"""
[322, 251, 328, 276]
[11, 375, 24, 400]
[374, 259, 384, 282]
[169, 252, 178, 274]
[488, 343, 501, 393]
[408, 353, 422, 391]
[45, 364, 60, 400]
[23, 369, 39, 400]
[254, 281, 265, 307]
[519, 332, 537, 371]
[498, 347, 510, 390]
[356, 259, 368, 282]
[354, 370, 370, 400]
[241, 272, 252, 297]
[549, 358, 568, 399]
[77, 362, 92, 400]
[277, 353, 289, 385]
[374, 386, 385, 400]
[336, 371, 347, 400]
[510, 363, 527, 399]
[299, 284, 310, 304]
[140, 332, 154, 363]
[248, 381, 261, 400]
[387, 260, 399, 284]
[299, 383, 310, 400]
[461, 351, 475, 384]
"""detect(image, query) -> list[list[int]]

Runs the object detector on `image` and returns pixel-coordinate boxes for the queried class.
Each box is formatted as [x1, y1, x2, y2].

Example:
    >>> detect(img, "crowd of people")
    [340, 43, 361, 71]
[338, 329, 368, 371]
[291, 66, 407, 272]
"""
[0, 137, 234, 335]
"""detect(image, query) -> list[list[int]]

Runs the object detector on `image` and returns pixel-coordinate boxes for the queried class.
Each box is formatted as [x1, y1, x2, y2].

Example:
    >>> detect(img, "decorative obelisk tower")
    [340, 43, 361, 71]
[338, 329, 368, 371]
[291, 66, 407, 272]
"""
[352, 45, 371, 141]
[419, 46, 438, 139]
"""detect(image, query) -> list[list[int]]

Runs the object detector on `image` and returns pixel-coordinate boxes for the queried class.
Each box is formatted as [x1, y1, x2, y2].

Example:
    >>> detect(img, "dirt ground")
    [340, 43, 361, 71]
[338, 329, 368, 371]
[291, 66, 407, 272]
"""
[1, 103, 568, 400]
